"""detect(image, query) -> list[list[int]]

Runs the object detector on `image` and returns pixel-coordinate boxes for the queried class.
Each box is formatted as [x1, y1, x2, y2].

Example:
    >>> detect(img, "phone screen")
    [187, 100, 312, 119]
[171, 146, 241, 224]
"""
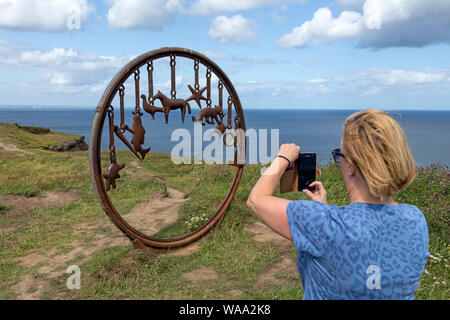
[297, 153, 316, 191]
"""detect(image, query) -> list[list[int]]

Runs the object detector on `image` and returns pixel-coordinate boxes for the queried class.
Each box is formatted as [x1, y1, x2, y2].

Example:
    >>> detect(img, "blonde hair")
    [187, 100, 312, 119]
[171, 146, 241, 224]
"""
[342, 109, 415, 199]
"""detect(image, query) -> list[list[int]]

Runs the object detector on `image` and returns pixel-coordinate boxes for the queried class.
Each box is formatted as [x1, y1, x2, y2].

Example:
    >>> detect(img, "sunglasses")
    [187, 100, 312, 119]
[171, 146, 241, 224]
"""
[332, 148, 345, 163]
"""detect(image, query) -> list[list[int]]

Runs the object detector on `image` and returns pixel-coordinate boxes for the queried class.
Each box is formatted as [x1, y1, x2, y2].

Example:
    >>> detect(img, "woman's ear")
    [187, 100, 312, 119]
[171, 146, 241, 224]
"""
[347, 163, 356, 176]
[342, 157, 356, 177]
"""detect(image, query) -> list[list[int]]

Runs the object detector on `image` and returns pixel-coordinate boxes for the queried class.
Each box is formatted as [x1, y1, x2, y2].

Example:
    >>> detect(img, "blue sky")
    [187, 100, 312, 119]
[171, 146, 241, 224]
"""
[0, 0, 450, 110]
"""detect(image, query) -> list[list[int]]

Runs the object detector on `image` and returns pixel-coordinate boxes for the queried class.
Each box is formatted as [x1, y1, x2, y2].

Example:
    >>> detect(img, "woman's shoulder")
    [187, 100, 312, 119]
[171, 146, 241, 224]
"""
[342, 202, 423, 213]
[287, 200, 425, 221]
[286, 200, 336, 225]
[338, 202, 418, 210]
[337, 202, 427, 224]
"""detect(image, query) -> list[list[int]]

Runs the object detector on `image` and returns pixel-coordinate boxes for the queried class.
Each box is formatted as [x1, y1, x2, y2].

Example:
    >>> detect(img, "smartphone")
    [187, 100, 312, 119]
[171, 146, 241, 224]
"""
[297, 153, 316, 192]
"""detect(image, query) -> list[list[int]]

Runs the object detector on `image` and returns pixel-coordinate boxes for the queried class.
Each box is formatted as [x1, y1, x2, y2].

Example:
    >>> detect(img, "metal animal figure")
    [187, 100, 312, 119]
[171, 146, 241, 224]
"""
[141, 94, 164, 119]
[152, 90, 191, 124]
[192, 104, 224, 126]
[103, 158, 125, 191]
[128, 111, 150, 160]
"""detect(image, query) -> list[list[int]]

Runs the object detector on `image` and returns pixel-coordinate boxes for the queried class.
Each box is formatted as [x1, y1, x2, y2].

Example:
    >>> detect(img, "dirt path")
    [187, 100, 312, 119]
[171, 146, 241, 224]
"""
[177, 221, 299, 297]
[3, 144, 296, 299]
[244, 221, 299, 287]
[123, 161, 166, 184]
[0, 140, 32, 154]
[2, 140, 198, 299]
[0, 189, 81, 216]
[122, 187, 187, 236]
[11, 184, 198, 299]
[7, 187, 298, 299]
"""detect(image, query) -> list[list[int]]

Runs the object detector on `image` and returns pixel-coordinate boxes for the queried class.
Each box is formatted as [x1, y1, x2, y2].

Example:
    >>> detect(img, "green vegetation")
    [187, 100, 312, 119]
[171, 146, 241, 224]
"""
[0, 122, 80, 149]
[13, 124, 50, 135]
[0, 205, 11, 215]
[0, 124, 448, 300]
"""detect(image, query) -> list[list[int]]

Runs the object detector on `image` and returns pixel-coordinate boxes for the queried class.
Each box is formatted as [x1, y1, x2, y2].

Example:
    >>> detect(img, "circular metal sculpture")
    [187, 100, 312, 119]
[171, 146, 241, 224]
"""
[89, 47, 246, 249]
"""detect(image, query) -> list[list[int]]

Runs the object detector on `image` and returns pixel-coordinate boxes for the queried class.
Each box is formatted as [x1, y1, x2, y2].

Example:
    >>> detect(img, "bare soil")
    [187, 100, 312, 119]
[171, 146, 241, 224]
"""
[0, 189, 82, 216]
[11, 184, 200, 299]
[3, 142, 298, 299]
[182, 266, 219, 282]
[123, 163, 166, 184]
[0, 189, 82, 234]
[10, 275, 52, 300]
[122, 187, 187, 236]
[0, 141, 31, 153]
[244, 221, 299, 286]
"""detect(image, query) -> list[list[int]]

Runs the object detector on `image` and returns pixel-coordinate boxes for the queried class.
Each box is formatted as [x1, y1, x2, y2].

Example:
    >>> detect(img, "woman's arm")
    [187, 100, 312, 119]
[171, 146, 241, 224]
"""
[246, 144, 300, 240]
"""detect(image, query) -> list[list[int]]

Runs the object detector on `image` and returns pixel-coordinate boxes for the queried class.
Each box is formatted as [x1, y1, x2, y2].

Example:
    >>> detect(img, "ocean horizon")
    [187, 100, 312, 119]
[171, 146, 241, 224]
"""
[0, 107, 449, 167]
[1, 105, 450, 111]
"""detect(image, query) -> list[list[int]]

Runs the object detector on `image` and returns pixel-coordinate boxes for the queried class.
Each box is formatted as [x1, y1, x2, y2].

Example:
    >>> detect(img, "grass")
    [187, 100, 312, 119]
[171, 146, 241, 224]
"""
[0, 204, 11, 215]
[0, 124, 448, 300]
[0, 122, 80, 149]
[13, 124, 50, 135]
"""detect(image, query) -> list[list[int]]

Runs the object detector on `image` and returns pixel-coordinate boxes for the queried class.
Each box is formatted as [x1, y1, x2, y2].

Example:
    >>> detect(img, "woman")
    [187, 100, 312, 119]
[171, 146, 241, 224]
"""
[247, 109, 429, 300]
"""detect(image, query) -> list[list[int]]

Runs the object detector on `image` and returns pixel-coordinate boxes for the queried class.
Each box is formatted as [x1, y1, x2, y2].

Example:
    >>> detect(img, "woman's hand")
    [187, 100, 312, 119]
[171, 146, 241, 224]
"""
[303, 181, 328, 204]
[278, 143, 301, 165]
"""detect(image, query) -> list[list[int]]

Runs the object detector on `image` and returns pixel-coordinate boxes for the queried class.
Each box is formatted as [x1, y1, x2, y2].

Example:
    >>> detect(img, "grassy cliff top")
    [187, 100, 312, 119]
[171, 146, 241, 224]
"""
[0, 126, 448, 300]
[0, 122, 81, 150]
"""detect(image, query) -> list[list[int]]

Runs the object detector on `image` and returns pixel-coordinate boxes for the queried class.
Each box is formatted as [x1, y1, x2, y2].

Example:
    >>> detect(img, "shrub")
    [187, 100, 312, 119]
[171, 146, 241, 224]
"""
[14, 123, 50, 134]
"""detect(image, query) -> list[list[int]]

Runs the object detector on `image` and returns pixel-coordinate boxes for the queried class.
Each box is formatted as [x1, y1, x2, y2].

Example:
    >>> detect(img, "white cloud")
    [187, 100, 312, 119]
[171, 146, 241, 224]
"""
[0, 39, 26, 65]
[236, 67, 450, 102]
[278, 7, 362, 48]
[227, 66, 450, 109]
[278, 0, 450, 49]
[90, 81, 110, 93]
[104, 0, 306, 30]
[0, 41, 127, 95]
[336, 0, 366, 12]
[190, 0, 273, 15]
[19, 48, 79, 66]
[311, 67, 450, 99]
[360, 0, 450, 48]
[203, 51, 275, 65]
[239, 56, 275, 64]
[49, 72, 72, 85]
[348, 68, 448, 87]
[189, 0, 305, 15]
[107, 0, 183, 29]
[308, 78, 329, 84]
[103, 0, 306, 29]
[14, 48, 125, 85]
[362, 86, 380, 96]
[162, 75, 183, 90]
[0, 0, 94, 32]
[203, 51, 232, 60]
[209, 15, 257, 44]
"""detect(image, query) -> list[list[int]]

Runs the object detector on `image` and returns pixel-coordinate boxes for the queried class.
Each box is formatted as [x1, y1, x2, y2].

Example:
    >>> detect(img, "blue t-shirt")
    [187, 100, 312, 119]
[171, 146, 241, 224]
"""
[286, 201, 430, 300]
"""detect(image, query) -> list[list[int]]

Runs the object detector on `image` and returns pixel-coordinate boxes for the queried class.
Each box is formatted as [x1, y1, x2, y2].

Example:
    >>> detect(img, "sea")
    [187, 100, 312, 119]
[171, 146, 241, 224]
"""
[0, 108, 449, 167]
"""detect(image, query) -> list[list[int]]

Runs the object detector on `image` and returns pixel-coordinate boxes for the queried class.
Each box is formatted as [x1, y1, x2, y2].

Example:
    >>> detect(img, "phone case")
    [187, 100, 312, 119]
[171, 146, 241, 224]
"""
[280, 163, 322, 194]
[279, 161, 298, 194]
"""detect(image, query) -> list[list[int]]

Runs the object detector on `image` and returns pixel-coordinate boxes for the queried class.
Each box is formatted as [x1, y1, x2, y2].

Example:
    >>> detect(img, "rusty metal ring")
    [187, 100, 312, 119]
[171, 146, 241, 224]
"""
[89, 47, 246, 249]
[147, 61, 154, 72]
[170, 55, 176, 66]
